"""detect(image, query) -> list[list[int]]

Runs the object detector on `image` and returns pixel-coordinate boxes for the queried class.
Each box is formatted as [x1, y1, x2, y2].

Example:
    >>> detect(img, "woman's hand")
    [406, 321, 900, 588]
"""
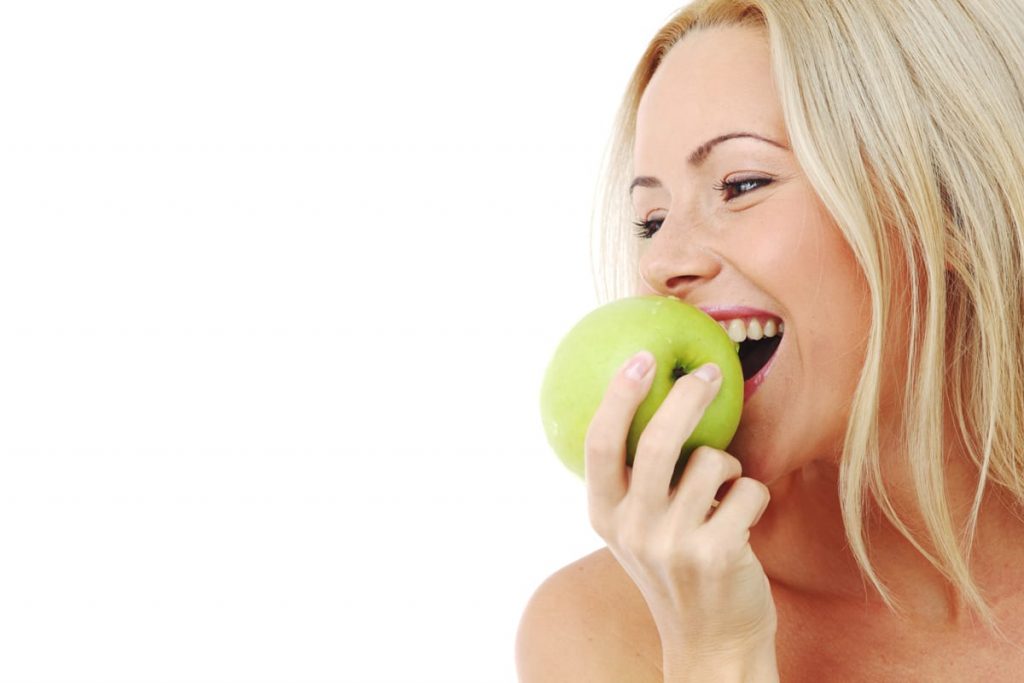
[585, 350, 779, 682]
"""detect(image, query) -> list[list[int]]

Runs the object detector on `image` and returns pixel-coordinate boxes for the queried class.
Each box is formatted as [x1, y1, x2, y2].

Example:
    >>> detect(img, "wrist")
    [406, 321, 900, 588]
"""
[662, 635, 779, 683]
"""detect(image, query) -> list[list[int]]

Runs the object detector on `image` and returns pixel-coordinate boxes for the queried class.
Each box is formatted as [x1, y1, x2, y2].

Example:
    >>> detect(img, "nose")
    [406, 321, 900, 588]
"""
[638, 226, 722, 298]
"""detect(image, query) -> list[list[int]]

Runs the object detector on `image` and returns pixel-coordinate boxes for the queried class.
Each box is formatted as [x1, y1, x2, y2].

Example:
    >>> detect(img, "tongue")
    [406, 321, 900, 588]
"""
[740, 336, 782, 381]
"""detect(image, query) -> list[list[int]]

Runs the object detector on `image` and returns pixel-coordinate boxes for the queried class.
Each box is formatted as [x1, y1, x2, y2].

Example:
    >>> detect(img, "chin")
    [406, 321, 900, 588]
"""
[729, 419, 846, 488]
[726, 428, 787, 485]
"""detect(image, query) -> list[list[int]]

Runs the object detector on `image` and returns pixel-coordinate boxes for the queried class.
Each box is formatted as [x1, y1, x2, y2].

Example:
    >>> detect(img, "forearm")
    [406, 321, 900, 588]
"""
[662, 636, 780, 683]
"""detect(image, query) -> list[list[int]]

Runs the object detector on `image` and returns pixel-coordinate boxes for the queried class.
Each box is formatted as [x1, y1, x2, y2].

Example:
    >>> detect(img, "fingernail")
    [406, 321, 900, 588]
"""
[625, 351, 653, 381]
[693, 363, 721, 383]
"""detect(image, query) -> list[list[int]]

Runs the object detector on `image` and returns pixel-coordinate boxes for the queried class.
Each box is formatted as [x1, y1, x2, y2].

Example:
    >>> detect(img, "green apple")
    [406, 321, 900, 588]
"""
[539, 295, 744, 481]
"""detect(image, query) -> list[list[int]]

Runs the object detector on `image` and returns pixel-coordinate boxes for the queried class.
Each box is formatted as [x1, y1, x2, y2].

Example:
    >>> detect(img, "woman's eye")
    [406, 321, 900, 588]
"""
[632, 217, 663, 239]
[714, 176, 774, 201]
[631, 176, 774, 239]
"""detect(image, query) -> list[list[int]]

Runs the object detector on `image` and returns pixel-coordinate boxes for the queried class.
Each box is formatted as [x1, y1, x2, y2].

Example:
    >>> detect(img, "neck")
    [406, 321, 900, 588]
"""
[751, 455, 1024, 631]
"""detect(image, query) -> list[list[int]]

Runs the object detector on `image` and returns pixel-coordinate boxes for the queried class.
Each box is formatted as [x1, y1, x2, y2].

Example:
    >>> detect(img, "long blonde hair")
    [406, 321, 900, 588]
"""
[592, 0, 1024, 634]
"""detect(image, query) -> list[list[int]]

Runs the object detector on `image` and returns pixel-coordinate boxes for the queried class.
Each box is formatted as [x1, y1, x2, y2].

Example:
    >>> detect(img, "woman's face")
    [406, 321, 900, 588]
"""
[632, 25, 873, 483]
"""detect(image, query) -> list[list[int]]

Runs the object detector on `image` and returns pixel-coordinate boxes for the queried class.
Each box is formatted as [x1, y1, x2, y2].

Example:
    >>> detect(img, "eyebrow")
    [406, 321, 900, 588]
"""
[629, 131, 788, 195]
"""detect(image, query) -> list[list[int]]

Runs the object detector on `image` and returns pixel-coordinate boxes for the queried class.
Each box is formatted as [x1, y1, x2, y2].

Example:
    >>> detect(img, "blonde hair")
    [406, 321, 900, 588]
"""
[592, 0, 1024, 635]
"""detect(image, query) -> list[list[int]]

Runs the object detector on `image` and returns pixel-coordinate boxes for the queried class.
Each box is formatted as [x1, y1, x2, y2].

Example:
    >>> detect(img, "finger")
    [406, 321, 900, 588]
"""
[629, 364, 723, 503]
[669, 446, 743, 525]
[703, 476, 771, 534]
[584, 350, 656, 512]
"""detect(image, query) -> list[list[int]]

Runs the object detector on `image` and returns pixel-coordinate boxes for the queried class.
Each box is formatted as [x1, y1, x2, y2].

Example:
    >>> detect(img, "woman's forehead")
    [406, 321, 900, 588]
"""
[635, 26, 785, 158]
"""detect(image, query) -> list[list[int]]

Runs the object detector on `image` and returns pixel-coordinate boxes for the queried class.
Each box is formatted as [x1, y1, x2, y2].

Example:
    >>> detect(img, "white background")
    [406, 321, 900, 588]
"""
[0, 2, 686, 681]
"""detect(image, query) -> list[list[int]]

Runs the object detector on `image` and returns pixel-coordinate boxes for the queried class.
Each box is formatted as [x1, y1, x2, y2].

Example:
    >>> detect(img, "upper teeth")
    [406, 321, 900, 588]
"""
[720, 317, 784, 343]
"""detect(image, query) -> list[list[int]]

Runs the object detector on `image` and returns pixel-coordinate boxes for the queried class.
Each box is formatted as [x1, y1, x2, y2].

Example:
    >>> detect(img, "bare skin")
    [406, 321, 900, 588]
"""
[539, 542, 1024, 682]
[518, 24, 1024, 681]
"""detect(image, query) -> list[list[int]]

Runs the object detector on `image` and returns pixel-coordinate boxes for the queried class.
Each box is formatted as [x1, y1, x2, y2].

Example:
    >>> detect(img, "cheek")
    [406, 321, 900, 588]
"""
[732, 186, 833, 278]
[795, 227, 874, 454]
[772, 192, 871, 330]
[732, 197, 872, 475]
[795, 218, 872, 389]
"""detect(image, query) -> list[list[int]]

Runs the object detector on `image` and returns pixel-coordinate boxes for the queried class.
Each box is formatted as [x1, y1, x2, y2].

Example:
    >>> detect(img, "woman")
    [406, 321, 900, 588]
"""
[517, 1, 1024, 680]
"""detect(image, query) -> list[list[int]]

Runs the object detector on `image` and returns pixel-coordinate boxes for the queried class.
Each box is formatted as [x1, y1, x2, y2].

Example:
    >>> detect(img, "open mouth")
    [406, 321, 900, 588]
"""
[706, 313, 785, 400]
[739, 334, 783, 381]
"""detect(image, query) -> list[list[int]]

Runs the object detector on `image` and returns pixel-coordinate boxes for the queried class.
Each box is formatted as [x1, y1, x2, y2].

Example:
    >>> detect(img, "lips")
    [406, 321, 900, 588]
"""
[697, 305, 784, 402]
[697, 305, 782, 323]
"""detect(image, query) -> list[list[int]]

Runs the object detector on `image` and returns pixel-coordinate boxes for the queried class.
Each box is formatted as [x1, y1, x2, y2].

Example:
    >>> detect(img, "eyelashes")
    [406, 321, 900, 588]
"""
[632, 176, 774, 239]
[632, 217, 664, 240]
[713, 176, 773, 201]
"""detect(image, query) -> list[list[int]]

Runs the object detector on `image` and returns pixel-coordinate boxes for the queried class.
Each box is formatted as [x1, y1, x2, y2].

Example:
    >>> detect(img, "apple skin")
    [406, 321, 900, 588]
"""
[540, 295, 744, 481]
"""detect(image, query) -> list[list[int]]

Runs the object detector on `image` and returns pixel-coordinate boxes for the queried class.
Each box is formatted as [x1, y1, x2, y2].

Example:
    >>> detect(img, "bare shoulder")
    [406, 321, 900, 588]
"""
[515, 547, 662, 682]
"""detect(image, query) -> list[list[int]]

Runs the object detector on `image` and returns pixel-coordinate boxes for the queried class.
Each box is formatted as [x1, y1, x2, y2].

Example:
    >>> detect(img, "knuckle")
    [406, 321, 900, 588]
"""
[706, 447, 743, 480]
[588, 509, 610, 539]
[687, 445, 714, 465]
[713, 449, 740, 474]
[650, 538, 678, 566]
[735, 476, 769, 500]
[588, 497, 620, 541]
[723, 451, 743, 472]
[683, 538, 730, 575]
[728, 476, 752, 494]
[688, 446, 725, 479]
[583, 421, 614, 459]
[611, 373, 647, 401]
[634, 423, 666, 453]
[756, 481, 772, 507]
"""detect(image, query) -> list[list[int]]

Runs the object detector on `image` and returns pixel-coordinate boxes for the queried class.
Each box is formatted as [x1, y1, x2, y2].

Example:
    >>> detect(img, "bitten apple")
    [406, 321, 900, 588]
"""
[540, 295, 744, 480]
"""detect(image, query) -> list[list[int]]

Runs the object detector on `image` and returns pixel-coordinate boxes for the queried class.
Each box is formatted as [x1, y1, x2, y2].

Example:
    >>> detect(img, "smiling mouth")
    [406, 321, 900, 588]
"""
[703, 310, 785, 387]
